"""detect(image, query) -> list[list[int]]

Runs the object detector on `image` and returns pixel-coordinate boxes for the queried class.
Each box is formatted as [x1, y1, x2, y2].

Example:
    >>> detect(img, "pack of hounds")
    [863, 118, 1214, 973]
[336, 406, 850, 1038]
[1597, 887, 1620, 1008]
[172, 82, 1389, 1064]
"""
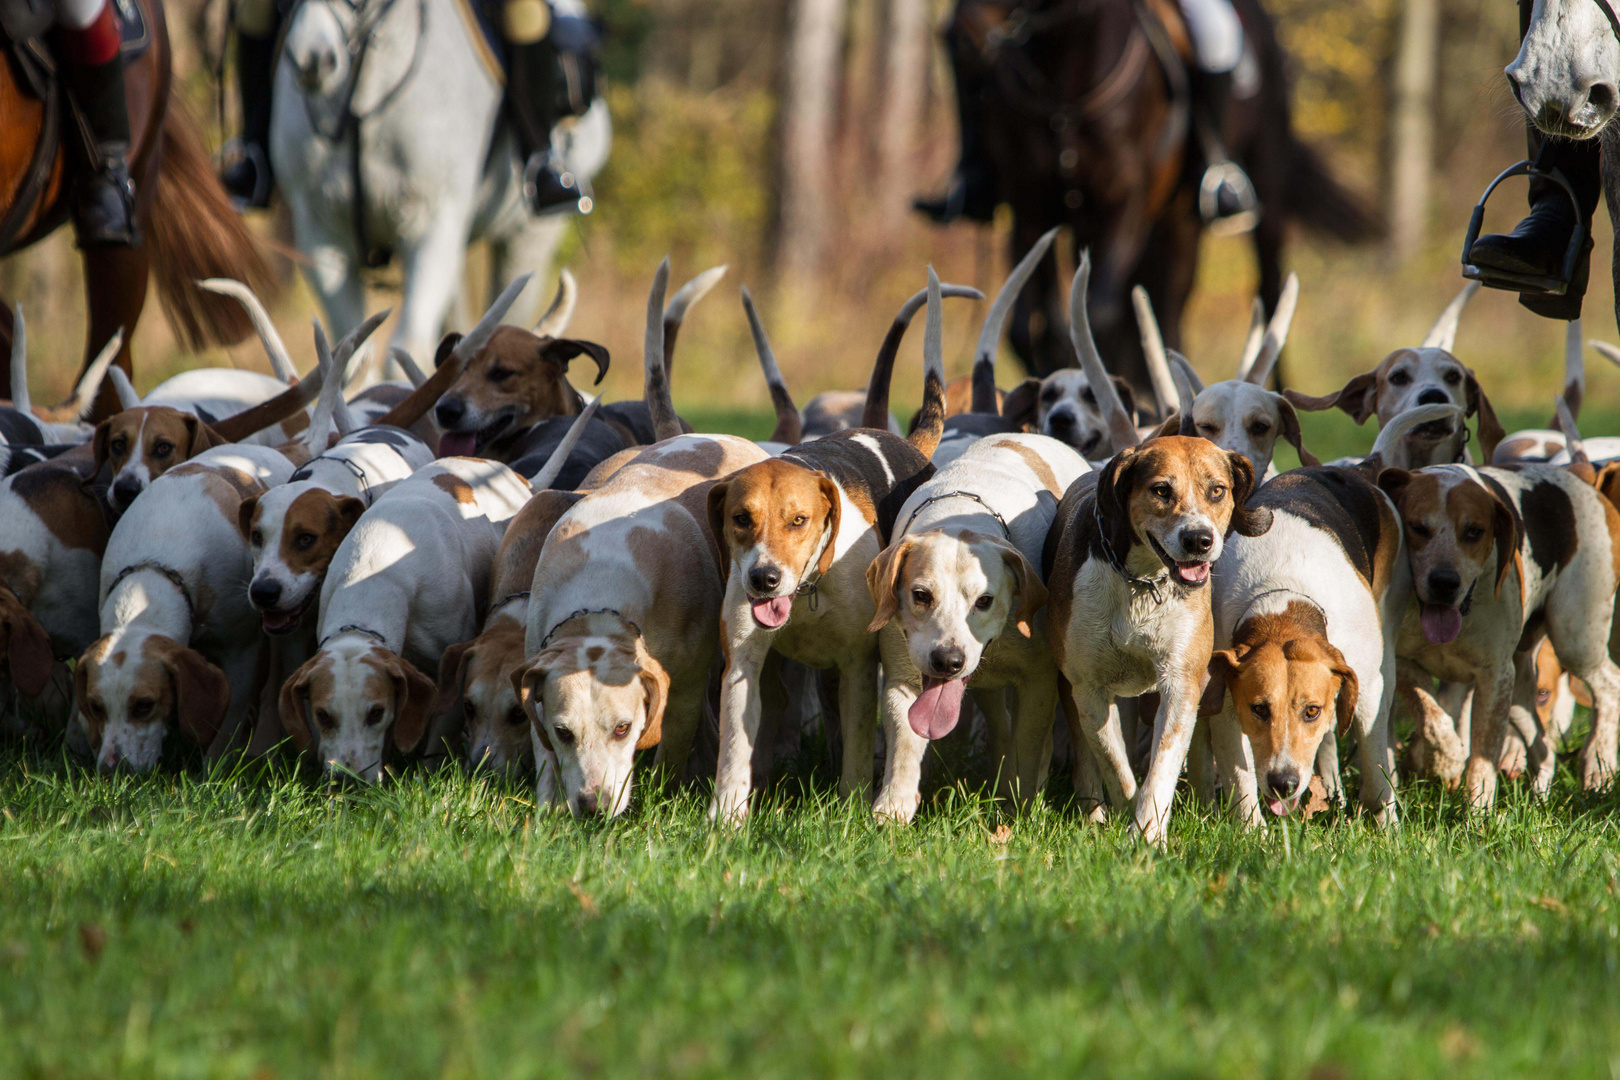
[4, 229, 1620, 846]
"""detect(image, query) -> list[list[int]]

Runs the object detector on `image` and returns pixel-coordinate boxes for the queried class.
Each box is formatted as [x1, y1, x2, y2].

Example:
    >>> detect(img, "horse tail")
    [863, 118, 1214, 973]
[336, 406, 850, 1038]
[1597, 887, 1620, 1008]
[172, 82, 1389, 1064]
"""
[147, 99, 279, 350]
[1282, 139, 1382, 244]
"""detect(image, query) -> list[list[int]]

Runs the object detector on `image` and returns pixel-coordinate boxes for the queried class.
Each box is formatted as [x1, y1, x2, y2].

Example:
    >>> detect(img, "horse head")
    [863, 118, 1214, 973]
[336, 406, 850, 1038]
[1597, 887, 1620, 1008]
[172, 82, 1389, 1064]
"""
[1509, 0, 1620, 139]
[282, 0, 353, 98]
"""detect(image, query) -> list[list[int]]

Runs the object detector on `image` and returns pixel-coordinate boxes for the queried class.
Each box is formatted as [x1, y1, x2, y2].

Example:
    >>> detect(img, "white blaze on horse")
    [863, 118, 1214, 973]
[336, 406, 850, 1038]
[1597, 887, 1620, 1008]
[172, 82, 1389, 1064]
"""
[272, 0, 610, 385]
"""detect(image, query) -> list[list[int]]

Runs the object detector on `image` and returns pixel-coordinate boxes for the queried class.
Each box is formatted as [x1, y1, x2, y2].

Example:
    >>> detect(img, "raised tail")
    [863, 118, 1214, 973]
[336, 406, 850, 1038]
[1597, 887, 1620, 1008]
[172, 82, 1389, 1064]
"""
[1282, 139, 1383, 244]
[210, 361, 326, 443]
[529, 396, 603, 491]
[662, 265, 727, 381]
[971, 229, 1054, 414]
[740, 287, 801, 445]
[862, 281, 982, 431]
[644, 259, 684, 441]
[908, 268, 947, 459]
[148, 100, 279, 349]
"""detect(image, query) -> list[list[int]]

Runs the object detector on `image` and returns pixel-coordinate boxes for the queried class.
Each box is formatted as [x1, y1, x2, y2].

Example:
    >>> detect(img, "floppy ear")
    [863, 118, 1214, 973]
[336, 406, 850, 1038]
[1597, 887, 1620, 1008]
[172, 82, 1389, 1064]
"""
[151, 636, 232, 748]
[74, 645, 100, 743]
[1224, 450, 1272, 537]
[183, 415, 228, 457]
[816, 476, 842, 578]
[540, 338, 611, 387]
[434, 332, 464, 368]
[277, 655, 318, 752]
[706, 481, 733, 578]
[1273, 394, 1319, 467]
[992, 538, 1048, 637]
[1150, 412, 1183, 440]
[1324, 643, 1360, 736]
[434, 640, 475, 717]
[238, 496, 259, 541]
[0, 594, 53, 698]
[513, 661, 552, 752]
[1490, 488, 1523, 601]
[1110, 376, 1138, 423]
[1199, 648, 1239, 717]
[865, 536, 916, 632]
[333, 495, 366, 532]
[1464, 369, 1505, 463]
[635, 644, 670, 750]
[91, 419, 112, 474]
[1282, 369, 1379, 424]
[1376, 467, 1412, 502]
[1001, 379, 1041, 430]
[1596, 460, 1620, 508]
[1094, 447, 1142, 557]
[389, 653, 439, 752]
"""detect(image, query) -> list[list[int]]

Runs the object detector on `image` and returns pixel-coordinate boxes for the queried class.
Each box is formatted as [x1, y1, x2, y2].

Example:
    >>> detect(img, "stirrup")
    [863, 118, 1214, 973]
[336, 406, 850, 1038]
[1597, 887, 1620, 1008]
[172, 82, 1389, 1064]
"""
[218, 140, 272, 211]
[1461, 161, 1586, 296]
[1198, 161, 1259, 237]
[524, 154, 593, 217]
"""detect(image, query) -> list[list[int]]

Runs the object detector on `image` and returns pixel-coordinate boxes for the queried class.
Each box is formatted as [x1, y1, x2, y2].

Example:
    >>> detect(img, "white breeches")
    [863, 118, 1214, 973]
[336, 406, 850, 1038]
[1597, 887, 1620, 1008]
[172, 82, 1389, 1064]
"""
[1179, 0, 1242, 73]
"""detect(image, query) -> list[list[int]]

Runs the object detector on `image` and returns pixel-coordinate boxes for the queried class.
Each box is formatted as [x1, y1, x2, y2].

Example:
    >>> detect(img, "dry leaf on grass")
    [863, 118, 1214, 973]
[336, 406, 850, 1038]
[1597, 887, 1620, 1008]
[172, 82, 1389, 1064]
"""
[567, 880, 598, 917]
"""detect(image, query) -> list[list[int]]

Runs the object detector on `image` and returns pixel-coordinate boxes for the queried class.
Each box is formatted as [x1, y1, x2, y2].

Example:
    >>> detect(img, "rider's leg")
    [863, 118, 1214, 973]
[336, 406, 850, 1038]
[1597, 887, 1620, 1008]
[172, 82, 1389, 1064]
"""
[914, 15, 996, 225]
[1180, 0, 1258, 232]
[56, 0, 137, 248]
[1464, 2, 1600, 318]
[221, 0, 280, 209]
[505, 0, 583, 215]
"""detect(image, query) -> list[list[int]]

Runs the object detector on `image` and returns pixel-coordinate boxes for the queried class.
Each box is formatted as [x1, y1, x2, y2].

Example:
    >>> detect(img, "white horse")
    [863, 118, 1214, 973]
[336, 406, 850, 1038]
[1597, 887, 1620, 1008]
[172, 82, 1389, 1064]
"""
[273, 0, 610, 384]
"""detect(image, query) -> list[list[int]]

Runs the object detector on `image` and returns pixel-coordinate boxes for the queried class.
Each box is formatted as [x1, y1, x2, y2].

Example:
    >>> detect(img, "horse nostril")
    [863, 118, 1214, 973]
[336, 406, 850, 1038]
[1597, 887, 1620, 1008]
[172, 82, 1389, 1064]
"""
[1505, 69, 1524, 106]
[1416, 388, 1450, 407]
[1590, 81, 1618, 116]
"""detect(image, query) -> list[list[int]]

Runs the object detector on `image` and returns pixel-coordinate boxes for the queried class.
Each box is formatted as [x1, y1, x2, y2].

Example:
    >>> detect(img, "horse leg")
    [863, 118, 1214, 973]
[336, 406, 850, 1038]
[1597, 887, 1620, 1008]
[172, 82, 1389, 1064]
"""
[490, 215, 568, 330]
[395, 206, 475, 380]
[1250, 205, 1286, 388]
[300, 237, 367, 383]
[81, 244, 148, 419]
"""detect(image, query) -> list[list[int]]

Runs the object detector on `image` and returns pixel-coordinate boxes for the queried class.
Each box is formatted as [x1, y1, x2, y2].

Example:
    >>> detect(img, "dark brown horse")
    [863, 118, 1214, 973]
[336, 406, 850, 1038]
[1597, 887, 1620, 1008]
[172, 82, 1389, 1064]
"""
[952, 0, 1377, 397]
[0, 0, 275, 419]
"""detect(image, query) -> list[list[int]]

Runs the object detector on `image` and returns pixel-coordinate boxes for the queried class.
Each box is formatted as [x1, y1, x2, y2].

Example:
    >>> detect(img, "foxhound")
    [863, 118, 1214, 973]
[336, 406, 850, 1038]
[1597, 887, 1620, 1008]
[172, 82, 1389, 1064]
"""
[75, 444, 295, 772]
[868, 432, 1088, 821]
[1204, 465, 1411, 826]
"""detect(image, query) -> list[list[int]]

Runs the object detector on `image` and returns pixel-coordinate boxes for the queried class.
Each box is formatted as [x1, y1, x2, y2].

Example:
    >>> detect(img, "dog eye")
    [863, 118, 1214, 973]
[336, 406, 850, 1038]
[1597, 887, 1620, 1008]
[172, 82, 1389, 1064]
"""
[463, 699, 476, 719]
[1537, 690, 1551, 705]
[1389, 371, 1411, 387]
[1151, 483, 1173, 500]
[365, 705, 386, 727]
[974, 594, 994, 611]
[1303, 704, 1322, 721]
[1080, 388, 1096, 406]
[250, 530, 263, 547]
[1408, 522, 1432, 539]
[506, 706, 527, 727]
[732, 512, 751, 528]
[315, 709, 335, 731]
[489, 366, 514, 383]
[1462, 524, 1485, 542]
[1250, 702, 1271, 722]
[612, 721, 632, 740]
[1197, 423, 1219, 436]
[111, 437, 127, 454]
[790, 514, 807, 528]
[130, 698, 154, 719]
[1207, 484, 1226, 501]
[153, 442, 173, 459]
[552, 726, 576, 745]
[1247, 422, 1270, 437]
[294, 532, 317, 551]
[1041, 387, 1059, 403]
[1443, 371, 1462, 385]
[911, 588, 933, 607]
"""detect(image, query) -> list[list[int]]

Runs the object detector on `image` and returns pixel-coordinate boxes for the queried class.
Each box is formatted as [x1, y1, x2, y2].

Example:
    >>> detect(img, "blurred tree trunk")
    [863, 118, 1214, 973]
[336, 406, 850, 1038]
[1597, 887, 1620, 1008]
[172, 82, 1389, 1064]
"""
[1388, 0, 1439, 263]
[874, 0, 929, 235]
[777, 0, 848, 286]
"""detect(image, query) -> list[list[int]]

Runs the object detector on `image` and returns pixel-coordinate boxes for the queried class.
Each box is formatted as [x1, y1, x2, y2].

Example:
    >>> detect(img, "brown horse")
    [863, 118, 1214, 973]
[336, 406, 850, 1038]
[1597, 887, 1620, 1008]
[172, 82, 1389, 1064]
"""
[951, 0, 1377, 397]
[0, 0, 275, 419]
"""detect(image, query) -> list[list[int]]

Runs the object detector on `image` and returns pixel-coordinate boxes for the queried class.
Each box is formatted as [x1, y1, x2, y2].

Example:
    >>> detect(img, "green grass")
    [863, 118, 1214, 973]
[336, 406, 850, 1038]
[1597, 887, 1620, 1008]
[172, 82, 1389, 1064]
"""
[5, 403, 1619, 1078]
[2, 741, 1620, 1078]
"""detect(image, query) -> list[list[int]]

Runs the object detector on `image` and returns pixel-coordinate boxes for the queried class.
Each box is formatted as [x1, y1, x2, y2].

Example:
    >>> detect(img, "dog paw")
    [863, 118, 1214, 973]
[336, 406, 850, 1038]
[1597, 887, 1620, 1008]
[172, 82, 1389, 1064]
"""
[871, 791, 919, 825]
[1580, 753, 1616, 792]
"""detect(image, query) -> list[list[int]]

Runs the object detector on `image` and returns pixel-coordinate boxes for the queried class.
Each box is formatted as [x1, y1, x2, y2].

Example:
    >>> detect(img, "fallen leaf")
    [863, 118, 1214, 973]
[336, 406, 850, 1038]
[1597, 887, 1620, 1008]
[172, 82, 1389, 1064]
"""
[988, 824, 1012, 846]
[1301, 777, 1331, 820]
[1531, 895, 1567, 915]
[78, 923, 106, 961]
[566, 880, 598, 917]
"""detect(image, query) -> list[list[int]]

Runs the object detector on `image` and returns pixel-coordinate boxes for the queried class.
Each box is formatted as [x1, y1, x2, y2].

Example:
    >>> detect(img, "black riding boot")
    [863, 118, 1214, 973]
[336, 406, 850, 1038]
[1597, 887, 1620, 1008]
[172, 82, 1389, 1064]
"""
[1189, 69, 1258, 235]
[509, 36, 584, 215]
[1465, 131, 1600, 320]
[914, 23, 996, 224]
[221, 27, 279, 209]
[62, 50, 138, 249]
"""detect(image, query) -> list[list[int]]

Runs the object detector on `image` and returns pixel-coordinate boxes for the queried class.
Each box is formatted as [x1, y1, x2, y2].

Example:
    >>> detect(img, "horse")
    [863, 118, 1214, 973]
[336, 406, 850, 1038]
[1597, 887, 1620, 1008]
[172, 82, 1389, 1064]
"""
[1509, 0, 1620, 332]
[952, 0, 1377, 399]
[0, 0, 276, 416]
[273, 0, 611, 385]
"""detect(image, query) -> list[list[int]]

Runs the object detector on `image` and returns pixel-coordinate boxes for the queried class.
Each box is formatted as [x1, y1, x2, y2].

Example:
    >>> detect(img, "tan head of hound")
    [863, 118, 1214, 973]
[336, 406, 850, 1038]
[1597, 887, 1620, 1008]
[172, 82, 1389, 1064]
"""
[278, 639, 437, 782]
[1283, 349, 1505, 466]
[1376, 467, 1521, 645]
[1001, 370, 1138, 458]
[435, 621, 536, 776]
[93, 407, 228, 514]
[1184, 382, 1318, 477]
[1199, 613, 1357, 816]
[1096, 436, 1271, 589]
[865, 529, 1047, 740]
[514, 618, 669, 818]
[75, 632, 231, 773]
[707, 460, 841, 630]
[239, 485, 366, 634]
[432, 326, 611, 456]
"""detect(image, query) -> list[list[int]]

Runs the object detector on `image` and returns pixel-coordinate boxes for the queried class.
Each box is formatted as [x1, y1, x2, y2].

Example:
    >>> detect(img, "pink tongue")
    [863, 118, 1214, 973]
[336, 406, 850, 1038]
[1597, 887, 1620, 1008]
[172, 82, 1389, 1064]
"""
[1175, 561, 1210, 584]
[438, 433, 477, 458]
[909, 677, 967, 740]
[1420, 604, 1463, 645]
[750, 596, 792, 629]
[1267, 798, 1288, 817]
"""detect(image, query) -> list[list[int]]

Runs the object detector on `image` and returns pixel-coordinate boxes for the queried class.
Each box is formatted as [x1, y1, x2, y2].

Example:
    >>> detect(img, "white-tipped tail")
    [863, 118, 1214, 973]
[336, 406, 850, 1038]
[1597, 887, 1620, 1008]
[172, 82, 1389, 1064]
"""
[529, 396, 601, 491]
[1235, 297, 1266, 380]
[9, 305, 27, 414]
[741, 286, 801, 445]
[1421, 280, 1480, 352]
[1168, 350, 1205, 396]
[64, 329, 126, 419]
[306, 324, 347, 457]
[452, 274, 533, 365]
[534, 269, 579, 337]
[389, 346, 428, 389]
[1069, 250, 1139, 452]
[1245, 273, 1299, 387]
[1131, 286, 1177, 414]
[197, 278, 300, 381]
[106, 366, 140, 411]
[643, 259, 681, 441]
[1368, 403, 1464, 461]
[973, 227, 1058, 369]
[665, 265, 727, 324]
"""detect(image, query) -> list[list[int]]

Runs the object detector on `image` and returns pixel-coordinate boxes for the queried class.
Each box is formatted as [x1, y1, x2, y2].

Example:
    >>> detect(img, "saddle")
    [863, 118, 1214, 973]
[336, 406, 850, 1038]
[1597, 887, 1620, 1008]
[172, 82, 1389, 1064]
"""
[461, 0, 600, 118]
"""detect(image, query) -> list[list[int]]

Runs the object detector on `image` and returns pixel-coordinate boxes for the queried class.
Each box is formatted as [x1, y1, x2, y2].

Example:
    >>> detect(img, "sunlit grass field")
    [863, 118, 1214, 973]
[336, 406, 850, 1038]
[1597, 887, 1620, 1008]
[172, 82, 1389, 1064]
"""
[4, 406, 1620, 1078]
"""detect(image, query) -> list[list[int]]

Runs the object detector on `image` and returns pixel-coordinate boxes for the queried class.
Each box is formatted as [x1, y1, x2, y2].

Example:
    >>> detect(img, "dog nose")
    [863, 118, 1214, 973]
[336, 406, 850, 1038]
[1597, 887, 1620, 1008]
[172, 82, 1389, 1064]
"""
[748, 566, 781, 594]
[1047, 411, 1075, 431]
[111, 478, 142, 507]
[1416, 388, 1450, 406]
[249, 579, 282, 609]
[1264, 767, 1299, 799]
[929, 646, 965, 678]
[1427, 568, 1461, 600]
[1180, 528, 1214, 556]
[575, 791, 602, 817]
[435, 398, 466, 427]
[98, 748, 124, 774]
